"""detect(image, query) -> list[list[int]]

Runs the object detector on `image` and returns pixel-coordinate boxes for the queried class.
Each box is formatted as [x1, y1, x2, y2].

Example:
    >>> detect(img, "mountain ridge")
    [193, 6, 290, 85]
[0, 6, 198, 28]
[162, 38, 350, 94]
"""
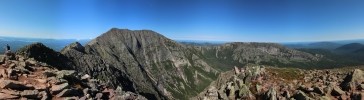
[15, 28, 326, 99]
[335, 43, 364, 53]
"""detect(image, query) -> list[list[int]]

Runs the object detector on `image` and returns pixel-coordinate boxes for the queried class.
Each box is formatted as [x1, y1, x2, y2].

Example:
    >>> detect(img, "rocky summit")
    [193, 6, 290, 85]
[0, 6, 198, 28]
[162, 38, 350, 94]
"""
[6, 28, 358, 100]
[195, 65, 364, 100]
[0, 52, 146, 100]
[16, 43, 74, 70]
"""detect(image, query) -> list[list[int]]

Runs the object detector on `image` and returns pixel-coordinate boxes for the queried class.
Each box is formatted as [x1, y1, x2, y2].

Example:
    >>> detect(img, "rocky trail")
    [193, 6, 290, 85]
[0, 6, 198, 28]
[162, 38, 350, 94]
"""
[196, 65, 364, 100]
[0, 54, 146, 100]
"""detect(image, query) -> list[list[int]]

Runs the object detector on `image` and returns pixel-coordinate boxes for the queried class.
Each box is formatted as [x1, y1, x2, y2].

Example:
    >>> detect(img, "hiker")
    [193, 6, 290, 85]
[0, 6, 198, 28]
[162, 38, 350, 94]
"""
[5, 44, 11, 55]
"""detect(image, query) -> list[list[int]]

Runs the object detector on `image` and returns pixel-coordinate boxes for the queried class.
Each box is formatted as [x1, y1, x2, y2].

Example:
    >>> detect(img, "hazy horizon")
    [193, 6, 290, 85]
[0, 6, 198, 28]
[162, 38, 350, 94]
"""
[2, 34, 364, 44]
[1, 0, 364, 42]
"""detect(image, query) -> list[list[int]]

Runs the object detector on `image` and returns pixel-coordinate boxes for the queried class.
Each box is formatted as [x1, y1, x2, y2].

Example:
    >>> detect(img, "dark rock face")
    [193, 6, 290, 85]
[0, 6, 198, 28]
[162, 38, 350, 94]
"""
[62, 28, 225, 99]
[61, 47, 137, 94]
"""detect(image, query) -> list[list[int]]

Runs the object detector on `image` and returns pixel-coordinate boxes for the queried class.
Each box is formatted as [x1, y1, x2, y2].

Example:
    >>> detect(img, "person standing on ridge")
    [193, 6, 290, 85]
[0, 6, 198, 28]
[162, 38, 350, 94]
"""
[5, 44, 11, 55]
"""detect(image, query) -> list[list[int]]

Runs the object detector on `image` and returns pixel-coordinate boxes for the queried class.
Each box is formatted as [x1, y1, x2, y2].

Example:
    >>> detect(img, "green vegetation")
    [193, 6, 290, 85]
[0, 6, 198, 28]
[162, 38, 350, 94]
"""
[200, 48, 245, 71]
[163, 64, 217, 100]
[161, 60, 174, 71]
[266, 67, 304, 81]
[297, 48, 364, 68]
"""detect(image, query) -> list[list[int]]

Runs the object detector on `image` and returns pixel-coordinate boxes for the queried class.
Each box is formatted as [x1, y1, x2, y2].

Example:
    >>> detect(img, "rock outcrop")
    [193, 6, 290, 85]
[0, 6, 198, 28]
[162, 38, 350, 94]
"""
[16, 43, 74, 70]
[195, 65, 364, 100]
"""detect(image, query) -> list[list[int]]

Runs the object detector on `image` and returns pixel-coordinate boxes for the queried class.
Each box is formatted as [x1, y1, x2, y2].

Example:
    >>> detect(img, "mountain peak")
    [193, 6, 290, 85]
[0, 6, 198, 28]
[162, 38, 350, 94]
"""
[61, 42, 84, 53]
[16, 42, 74, 70]
[87, 28, 173, 50]
[16, 42, 55, 57]
[104, 28, 161, 37]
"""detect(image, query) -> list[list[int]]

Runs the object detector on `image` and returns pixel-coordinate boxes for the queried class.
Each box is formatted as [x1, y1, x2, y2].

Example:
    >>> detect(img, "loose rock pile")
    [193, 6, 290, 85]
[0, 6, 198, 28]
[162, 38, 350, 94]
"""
[0, 54, 147, 100]
[196, 65, 364, 100]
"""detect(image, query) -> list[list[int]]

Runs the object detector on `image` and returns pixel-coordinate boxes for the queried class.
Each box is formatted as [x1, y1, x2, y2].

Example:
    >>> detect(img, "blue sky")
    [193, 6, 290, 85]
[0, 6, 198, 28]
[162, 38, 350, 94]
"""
[0, 0, 363, 42]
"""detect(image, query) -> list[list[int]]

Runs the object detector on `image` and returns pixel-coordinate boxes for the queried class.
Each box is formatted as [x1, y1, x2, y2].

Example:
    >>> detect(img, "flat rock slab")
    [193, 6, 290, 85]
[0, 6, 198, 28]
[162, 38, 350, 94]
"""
[56, 89, 79, 97]
[21, 90, 39, 99]
[51, 83, 69, 94]
[1, 89, 20, 96]
[332, 87, 345, 96]
[0, 93, 19, 99]
[56, 70, 75, 79]
[0, 79, 34, 90]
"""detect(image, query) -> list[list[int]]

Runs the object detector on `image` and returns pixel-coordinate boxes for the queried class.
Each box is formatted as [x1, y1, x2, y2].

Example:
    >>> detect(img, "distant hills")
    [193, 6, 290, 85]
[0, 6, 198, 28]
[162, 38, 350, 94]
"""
[285, 41, 364, 66]
[283, 39, 364, 50]
[335, 43, 364, 53]
[284, 42, 342, 50]
[0, 36, 90, 54]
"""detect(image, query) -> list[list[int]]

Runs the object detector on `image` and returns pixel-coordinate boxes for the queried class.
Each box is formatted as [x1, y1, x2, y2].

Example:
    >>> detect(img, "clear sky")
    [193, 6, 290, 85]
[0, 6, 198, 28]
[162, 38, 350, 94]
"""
[0, 0, 363, 42]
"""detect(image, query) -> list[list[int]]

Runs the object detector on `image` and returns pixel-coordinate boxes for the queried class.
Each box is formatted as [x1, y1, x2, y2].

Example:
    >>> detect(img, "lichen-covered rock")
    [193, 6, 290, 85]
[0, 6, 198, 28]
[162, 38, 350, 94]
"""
[194, 66, 364, 100]
[56, 70, 75, 79]
[331, 86, 345, 96]
[56, 89, 80, 97]
[20, 90, 39, 99]
[51, 83, 69, 94]
[313, 86, 324, 95]
[293, 90, 313, 100]
[240, 84, 256, 99]
[203, 86, 218, 100]
[264, 87, 278, 100]
[341, 69, 364, 91]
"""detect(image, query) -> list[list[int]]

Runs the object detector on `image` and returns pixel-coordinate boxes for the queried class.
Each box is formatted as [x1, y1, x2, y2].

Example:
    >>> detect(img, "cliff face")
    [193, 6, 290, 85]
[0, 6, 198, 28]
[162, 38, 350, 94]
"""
[61, 29, 220, 99]
[56, 28, 323, 99]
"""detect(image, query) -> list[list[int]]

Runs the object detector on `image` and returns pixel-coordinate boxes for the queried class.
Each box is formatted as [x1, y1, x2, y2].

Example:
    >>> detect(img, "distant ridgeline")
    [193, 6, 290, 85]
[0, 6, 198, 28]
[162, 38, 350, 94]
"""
[0, 37, 90, 54]
[284, 42, 364, 67]
[177, 40, 227, 46]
